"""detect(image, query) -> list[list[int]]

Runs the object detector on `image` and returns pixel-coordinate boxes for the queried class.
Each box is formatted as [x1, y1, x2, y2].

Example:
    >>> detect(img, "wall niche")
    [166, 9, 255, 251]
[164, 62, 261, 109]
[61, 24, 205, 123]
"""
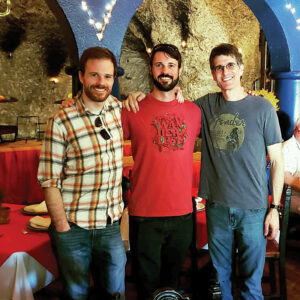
[0, 0, 72, 138]
[119, 0, 261, 101]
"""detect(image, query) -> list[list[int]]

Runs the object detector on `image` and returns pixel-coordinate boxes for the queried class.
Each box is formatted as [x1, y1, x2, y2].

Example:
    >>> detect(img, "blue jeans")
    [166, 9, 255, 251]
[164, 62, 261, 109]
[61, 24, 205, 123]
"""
[49, 222, 126, 300]
[206, 203, 267, 300]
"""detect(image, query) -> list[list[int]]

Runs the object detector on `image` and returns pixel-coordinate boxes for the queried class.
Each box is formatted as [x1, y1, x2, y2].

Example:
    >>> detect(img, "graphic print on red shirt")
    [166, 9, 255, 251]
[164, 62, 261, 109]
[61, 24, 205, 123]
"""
[152, 112, 187, 152]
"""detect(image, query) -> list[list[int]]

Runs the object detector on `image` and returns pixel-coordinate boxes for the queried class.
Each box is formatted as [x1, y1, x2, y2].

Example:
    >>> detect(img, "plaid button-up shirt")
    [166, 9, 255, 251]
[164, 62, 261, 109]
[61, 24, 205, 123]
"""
[38, 95, 124, 229]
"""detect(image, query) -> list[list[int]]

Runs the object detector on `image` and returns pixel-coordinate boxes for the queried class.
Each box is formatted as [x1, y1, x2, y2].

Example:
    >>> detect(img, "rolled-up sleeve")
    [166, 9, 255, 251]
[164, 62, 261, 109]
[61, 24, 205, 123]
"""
[37, 118, 66, 189]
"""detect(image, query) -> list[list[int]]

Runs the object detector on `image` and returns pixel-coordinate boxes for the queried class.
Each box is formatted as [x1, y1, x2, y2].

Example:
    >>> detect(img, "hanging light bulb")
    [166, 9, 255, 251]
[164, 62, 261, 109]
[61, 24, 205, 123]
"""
[96, 32, 104, 41]
[105, 4, 112, 10]
[81, 1, 88, 11]
[49, 77, 60, 84]
[95, 22, 103, 30]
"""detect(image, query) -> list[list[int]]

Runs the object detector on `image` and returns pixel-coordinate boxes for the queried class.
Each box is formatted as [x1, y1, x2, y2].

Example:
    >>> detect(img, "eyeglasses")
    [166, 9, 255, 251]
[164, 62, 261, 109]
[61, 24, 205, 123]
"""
[213, 62, 238, 73]
[95, 116, 112, 140]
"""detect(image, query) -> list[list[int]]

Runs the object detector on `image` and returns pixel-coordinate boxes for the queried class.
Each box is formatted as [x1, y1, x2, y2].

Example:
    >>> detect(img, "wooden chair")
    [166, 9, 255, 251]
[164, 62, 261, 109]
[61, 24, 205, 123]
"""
[263, 185, 292, 300]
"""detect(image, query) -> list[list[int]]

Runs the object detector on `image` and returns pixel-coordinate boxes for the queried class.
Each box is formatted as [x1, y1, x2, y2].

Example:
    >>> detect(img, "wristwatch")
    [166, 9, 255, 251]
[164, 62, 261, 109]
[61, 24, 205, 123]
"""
[270, 204, 281, 212]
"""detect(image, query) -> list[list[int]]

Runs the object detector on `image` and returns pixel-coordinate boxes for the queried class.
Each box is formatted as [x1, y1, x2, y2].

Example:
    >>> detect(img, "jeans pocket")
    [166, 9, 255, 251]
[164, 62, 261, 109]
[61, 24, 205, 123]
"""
[249, 207, 267, 214]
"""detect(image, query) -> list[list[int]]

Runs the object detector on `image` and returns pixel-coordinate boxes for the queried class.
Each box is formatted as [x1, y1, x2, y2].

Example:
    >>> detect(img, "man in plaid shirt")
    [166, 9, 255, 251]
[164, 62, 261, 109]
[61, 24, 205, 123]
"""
[38, 47, 126, 300]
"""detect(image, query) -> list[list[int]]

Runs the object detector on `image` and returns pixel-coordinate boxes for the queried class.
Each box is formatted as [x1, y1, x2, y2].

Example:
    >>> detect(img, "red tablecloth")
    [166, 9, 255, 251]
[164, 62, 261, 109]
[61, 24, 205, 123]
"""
[0, 204, 58, 276]
[196, 206, 207, 249]
[0, 140, 134, 204]
[0, 147, 44, 204]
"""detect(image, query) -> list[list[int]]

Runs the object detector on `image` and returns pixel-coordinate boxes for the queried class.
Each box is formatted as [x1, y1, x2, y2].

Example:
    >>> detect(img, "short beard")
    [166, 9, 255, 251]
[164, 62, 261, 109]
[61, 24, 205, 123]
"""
[83, 85, 110, 103]
[152, 75, 179, 92]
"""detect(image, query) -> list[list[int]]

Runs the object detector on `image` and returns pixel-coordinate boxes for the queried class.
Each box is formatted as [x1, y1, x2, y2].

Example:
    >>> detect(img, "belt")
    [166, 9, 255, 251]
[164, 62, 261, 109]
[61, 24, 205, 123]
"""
[106, 216, 119, 225]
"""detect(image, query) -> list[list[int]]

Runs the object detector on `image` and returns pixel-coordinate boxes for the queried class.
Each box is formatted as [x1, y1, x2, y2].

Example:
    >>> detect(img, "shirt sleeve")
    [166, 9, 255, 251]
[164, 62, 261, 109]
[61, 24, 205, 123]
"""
[283, 141, 297, 175]
[37, 118, 66, 189]
[263, 103, 283, 146]
[194, 95, 206, 109]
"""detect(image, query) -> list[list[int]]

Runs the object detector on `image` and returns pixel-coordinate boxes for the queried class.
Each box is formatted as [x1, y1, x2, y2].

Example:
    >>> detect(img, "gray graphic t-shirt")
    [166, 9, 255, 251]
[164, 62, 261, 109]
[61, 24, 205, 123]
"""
[195, 93, 282, 209]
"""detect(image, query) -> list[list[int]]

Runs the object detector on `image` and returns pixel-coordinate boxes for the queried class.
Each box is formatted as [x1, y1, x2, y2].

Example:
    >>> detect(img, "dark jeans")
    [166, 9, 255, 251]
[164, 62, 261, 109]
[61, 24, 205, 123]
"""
[129, 214, 193, 300]
[206, 202, 267, 300]
[49, 222, 126, 300]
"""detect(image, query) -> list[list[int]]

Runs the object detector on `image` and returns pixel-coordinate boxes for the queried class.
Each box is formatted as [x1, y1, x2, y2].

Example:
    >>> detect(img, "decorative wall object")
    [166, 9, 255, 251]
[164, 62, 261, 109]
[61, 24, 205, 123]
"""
[0, 17, 26, 56]
[0, 0, 11, 17]
[41, 35, 68, 77]
[0, 0, 72, 137]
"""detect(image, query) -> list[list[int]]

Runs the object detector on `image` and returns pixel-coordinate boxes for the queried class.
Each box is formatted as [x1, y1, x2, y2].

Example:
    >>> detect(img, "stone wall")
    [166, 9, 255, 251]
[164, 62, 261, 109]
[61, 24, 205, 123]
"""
[0, 0, 261, 138]
[0, 0, 72, 138]
[119, 0, 261, 100]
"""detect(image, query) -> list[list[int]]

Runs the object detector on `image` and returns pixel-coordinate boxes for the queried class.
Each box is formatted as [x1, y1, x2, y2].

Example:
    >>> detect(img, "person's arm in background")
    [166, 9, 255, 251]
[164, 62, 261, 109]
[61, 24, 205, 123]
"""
[264, 142, 284, 240]
[283, 143, 300, 192]
[284, 172, 300, 192]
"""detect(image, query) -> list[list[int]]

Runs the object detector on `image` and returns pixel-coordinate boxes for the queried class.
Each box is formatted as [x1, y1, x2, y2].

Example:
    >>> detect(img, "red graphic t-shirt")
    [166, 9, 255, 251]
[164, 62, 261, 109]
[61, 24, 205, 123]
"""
[122, 94, 201, 217]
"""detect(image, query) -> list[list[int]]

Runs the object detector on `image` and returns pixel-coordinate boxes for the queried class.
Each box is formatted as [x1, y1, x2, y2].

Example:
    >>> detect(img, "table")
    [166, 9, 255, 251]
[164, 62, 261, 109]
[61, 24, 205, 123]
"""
[0, 140, 133, 205]
[0, 204, 58, 300]
[0, 140, 206, 299]
[195, 203, 207, 249]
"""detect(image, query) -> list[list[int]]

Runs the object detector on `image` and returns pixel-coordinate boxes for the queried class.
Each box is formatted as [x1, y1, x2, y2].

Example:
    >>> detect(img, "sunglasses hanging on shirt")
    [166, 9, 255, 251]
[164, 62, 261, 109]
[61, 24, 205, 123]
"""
[95, 116, 112, 140]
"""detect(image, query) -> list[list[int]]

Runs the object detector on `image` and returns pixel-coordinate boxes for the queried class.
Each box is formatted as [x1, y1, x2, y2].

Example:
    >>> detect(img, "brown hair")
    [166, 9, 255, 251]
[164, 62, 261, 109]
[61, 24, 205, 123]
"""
[150, 44, 182, 69]
[209, 43, 243, 70]
[79, 47, 117, 77]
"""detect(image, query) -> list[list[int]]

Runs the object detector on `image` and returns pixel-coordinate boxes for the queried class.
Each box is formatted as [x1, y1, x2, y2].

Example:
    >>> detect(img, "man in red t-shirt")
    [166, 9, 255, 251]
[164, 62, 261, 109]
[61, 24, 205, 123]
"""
[122, 44, 201, 299]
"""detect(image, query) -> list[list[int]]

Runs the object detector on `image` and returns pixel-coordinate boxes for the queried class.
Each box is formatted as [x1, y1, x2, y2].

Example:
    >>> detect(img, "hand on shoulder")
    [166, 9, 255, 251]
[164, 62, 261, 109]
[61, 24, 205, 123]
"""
[122, 91, 146, 113]
[60, 95, 78, 108]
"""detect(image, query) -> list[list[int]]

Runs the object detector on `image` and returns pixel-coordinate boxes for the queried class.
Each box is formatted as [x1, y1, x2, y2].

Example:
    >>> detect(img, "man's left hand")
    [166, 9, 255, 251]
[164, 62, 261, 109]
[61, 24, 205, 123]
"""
[264, 209, 279, 240]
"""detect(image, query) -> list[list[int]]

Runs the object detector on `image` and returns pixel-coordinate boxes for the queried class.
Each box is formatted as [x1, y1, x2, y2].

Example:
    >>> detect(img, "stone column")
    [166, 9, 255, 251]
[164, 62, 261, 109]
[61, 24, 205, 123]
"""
[271, 72, 300, 139]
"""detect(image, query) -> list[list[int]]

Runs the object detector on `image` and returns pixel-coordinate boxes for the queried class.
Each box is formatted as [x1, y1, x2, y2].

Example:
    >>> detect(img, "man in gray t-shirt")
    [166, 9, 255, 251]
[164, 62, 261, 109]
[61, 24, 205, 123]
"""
[194, 43, 283, 300]
[124, 43, 284, 300]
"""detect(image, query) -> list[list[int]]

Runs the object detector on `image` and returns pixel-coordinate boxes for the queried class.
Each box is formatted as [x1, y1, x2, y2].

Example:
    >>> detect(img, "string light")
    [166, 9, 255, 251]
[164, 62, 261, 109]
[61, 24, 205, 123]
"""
[81, 0, 118, 41]
[285, 1, 300, 31]
[0, 0, 11, 17]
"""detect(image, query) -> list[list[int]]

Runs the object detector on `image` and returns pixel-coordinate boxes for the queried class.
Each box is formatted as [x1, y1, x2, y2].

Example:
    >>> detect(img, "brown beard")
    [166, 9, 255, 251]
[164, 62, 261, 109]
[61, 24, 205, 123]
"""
[83, 84, 111, 102]
[152, 73, 179, 92]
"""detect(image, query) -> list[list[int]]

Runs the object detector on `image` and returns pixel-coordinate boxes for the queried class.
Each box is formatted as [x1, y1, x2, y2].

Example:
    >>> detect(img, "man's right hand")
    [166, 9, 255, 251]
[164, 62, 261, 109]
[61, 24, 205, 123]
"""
[122, 91, 146, 113]
[60, 96, 77, 108]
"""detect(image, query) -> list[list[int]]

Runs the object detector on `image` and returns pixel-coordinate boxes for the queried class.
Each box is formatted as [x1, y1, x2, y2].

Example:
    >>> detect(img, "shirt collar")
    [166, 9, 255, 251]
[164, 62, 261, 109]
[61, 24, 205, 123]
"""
[76, 94, 115, 116]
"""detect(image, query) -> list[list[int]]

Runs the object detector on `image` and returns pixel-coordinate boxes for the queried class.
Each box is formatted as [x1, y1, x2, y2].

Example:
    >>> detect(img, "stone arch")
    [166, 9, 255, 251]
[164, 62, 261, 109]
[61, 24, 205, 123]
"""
[50, 0, 300, 131]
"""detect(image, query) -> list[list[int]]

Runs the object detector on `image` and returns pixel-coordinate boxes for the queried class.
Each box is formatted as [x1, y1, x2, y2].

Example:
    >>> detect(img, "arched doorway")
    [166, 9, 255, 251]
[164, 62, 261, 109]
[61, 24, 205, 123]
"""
[50, 0, 300, 133]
